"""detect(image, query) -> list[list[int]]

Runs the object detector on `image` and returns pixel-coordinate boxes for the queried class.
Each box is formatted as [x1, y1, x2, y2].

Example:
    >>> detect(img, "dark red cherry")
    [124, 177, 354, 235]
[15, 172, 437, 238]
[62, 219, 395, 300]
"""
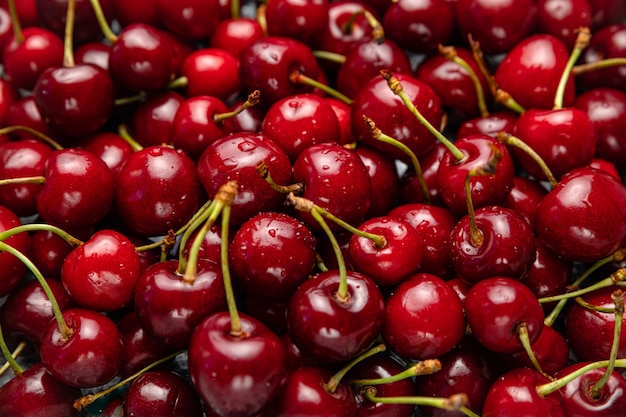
[230, 212, 317, 300]
[0, 206, 30, 297]
[356, 145, 399, 218]
[383, 273, 466, 360]
[502, 176, 547, 230]
[36, 0, 114, 45]
[537, 0, 592, 49]
[37, 149, 115, 229]
[179, 48, 241, 101]
[505, 324, 570, 376]
[494, 34, 575, 110]
[197, 132, 292, 225]
[188, 312, 288, 417]
[0, 363, 80, 417]
[111, 0, 162, 27]
[0, 78, 19, 126]
[457, 111, 519, 139]
[124, 371, 204, 417]
[535, 166, 626, 262]
[74, 41, 110, 70]
[76, 131, 135, 178]
[4, 96, 63, 145]
[209, 17, 265, 58]
[29, 229, 76, 280]
[314, 0, 376, 58]
[287, 270, 385, 363]
[590, 0, 626, 29]
[158, 0, 221, 42]
[577, 24, 626, 92]
[0, 7, 12, 55]
[244, 294, 290, 336]
[0, 0, 39, 27]
[265, 0, 329, 47]
[398, 142, 447, 207]
[464, 277, 544, 353]
[33, 63, 115, 139]
[134, 259, 227, 349]
[40, 308, 123, 388]
[115, 146, 203, 237]
[130, 90, 184, 148]
[2, 27, 63, 91]
[261, 93, 341, 162]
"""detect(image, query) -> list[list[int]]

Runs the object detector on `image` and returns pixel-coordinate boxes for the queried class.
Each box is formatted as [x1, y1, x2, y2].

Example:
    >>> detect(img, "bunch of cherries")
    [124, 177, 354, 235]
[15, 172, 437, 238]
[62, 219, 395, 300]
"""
[1, 0, 626, 416]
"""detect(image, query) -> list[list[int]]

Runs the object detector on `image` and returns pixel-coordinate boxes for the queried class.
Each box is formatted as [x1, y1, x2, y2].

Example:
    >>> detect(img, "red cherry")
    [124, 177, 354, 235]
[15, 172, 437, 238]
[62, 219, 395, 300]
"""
[158, 0, 221, 42]
[502, 176, 547, 230]
[356, 146, 399, 218]
[111, 0, 162, 27]
[505, 325, 570, 376]
[457, 111, 518, 139]
[130, 90, 184, 148]
[36, 0, 114, 46]
[0, 78, 19, 126]
[537, 0, 592, 49]
[265, 0, 330, 47]
[577, 24, 626, 92]
[398, 143, 447, 206]
[29, 229, 76, 280]
[209, 17, 265, 58]
[73, 41, 110, 70]
[76, 131, 134, 178]
[179, 48, 241, 101]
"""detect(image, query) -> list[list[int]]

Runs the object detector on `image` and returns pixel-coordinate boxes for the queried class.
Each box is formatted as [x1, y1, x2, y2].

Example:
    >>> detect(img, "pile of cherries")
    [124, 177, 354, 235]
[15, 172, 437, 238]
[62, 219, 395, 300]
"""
[1, 0, 626, 416]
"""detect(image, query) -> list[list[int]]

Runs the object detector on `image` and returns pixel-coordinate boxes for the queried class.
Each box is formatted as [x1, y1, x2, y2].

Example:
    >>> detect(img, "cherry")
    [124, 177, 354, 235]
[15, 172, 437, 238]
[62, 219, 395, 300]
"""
[209, 17, 265, 58]
[589, 0, 626, 29]
[398, 142, 447, 207]
[464, 277, 544, 354]
[40, 307, 123, 388]
[535, 166, 626, 262]
[457, 111, 519, 139]
[111, 0, 162, 28]
[244, 294, 290, 336]
[505, 324, 570, 377]
[73, 41, 110, 70]
[229, 211, 317, 301]
[0, 362, 80, 417]
[115, 145, 203, 237]
[178, 48, 241, 102]
[3, 96, 62, 145]
[537, 0, 593, 49]
[314, 0, 376, 56]
[229, 95, 266, 133]
[0, 0, 39, 27]
[29, 229, 76, 280]
[37, 148, 115, 229]
[0, 139, 53, 217]
[577, 24, 626, 92]
[76, 131, 134, 178]
[36, 0, 113, 45]
[124, 371, 204, 417]
[265, 0, 329, 47]
[481, 367, 566, 417]
[188, 311, 288, 417]
[197, 132, 292, 225]
[382, 0, 455, 54]
[134, 259, 227, 349]
[0, 78, 19, 126]
[239, 36, 320, 107]
[287, 269, 384, 363]
[356, 145, 399, 218]
[502, 176, 547, 230]
[129, 90, 184, 148]
[261, 93, 341, 162]
[182, 223, 231, 265]
[157, 0, 221, 42]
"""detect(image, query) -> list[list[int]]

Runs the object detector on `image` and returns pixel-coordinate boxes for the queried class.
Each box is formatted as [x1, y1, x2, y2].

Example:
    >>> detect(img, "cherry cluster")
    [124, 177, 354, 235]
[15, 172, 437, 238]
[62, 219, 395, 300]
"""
[0, 0, 626, 416]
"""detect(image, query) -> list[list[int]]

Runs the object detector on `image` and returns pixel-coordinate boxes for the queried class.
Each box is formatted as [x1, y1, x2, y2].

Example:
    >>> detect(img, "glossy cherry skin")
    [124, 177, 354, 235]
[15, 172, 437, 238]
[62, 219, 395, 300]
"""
[74, 41, 111, 70]
[261, 93, 341, 162]
[0, 139, 52, 217]
[40, 308, 123, 388]
[383, 273, 465, 360]
[265, 0, 329, 46]
[535, 166, 626, 262]
[197, 132, 292, 225]
[158, 0, 220, 42]
[398, 142, 447, 207]
[504, 324, 570, 377]
[0, 77, 19, 125]
[537, 0, 592, 49]
[230, 212, 317, 300]
[274, 366, 357, 417]
[4, 96, 62, 145]
[239, 36, 320, 108]
[348, 216, 423, 287]
[502, 176, 547, 230]
[494, 34, 575, 110]
[108, 23, 175, 93]
[577, 24, 626, 92]
[0, 277, 75, 345]
[464, 277, 544, 354]
[565, 285, 626, 362]
[61, 229, 142, 312]
[388, 203, 458, 279]
[115, 146, 203, 237]
[0, 206, 30, 297]
[179, 48, 241, 101]
[575, 88, 626, 170]
[513, 107, 597, 181]
[2, 27, 64, 91]
[482, 367, 566, 417]
[314, 0, 376, 56]
[130, 90, 184, 147]
[188, 312, 288, 417]
[37, 149, 116, 229]
[77, 132, 135, 178]
[590, 0, 626, 29]
[34, 63, 115, 139]
[124, 371, 204, 417]
[134, 259, 227, 350]
[457, 111, 519, 139]
[0, 362, 80, 417]
[292, 142, 371, 232]
[209, 17, 265, 58]
[0, 6, 11, 55]
[357, 146, 399, 218]
[449, 206, 536, 284]
[352, 72, 443, 163]
[437, 135, 515, 216]
[287, 270, 385, 363]
[36, 0, 113, 45]
[111, 0, 162, 27]
[556, 362, 626, 416]
[29, 229, 77, 280]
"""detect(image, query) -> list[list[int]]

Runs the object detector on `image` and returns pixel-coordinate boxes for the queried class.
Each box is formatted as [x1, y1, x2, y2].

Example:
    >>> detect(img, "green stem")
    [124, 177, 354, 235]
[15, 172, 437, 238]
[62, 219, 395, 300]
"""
[231, 0, 240, 19]
[539, 270, 626, 304]
[517, 322, 546, 377]
[0, 223, 83, 247]
[496, 132, 558, 187]
[290, 71, 353, 105]
[537, 359, 626, 397]
[7, 0, 23, 44]
[573, 57, 626, 76]
[325, 344, 386, 393]
[87, 0, 117, 43]
[222, 203, 241, 336]
[0, 325, 22, 376]
[591, 290, 624, 397]
[0, 241, 71, 340]
[179, 200, 220, 282]
[256, 160, 304, 194]
[351, 359, 441, 386]
[495, 88, 526, 114]
[168, 75, 188, 90]
[465, 169, 483, 247]
[554, 27, 590, 110]
[63, 0, 76, 67]
[214, 90, 260, 124]
[114, 93, 148, 107]
[313, 50, 347, 65]
[312, 201, 386, 248]
[0, 340, 26, 376]
[311, 208, 349, 301]
[0, 126, 63, 150]
[117, 124, 144, 151]
[0, 176, 46, 186]
[363, 389, 479, 417]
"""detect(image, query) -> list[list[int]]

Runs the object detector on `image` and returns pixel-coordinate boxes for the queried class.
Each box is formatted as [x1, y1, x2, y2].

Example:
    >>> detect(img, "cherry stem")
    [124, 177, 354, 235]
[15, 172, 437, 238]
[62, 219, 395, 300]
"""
[256, 3, 268, 36]
[231, 0, 240, 19]
[7, 0, 23, 44]
[288, 193, 349, 301]
[312, 50, 347, 65]
[180, 200, 220, 284]
[539, 268, 626, 304]
[544, 249, 625, 326]
[0, 176, 46, 186]
[256, 160, 304, 194]
[363, 115, 431, 204]
[315, 252, 329, 273]
[0, 125, 63, 150]
[536, 358, 626, 397]
[87, 0, 117, 43]
[114, 92, 148, 107]
[554, 27, 590, 110]
[381, 69, 465, 161]
[516, 322, 547, 377]
[573, 57, 626, 76]
[591, 289, 624, 397]
[342, 9, 384, 43]
[439, 44, 489, 117]
[350, 359, 441, 386]
[0, 340, 26, 376]
[214, 90, 261, 124]
[167, 76, 188, 90]
[0, 325, 22, 376]
[63, 0, 76, 67]
[494, 88, 526, 114]
[363, 388, 479, 417]
[468, 34, 497, 98]
[73, 350, 185, 411]
[289, 71, 354, 105]
[0, 241, 72, 340]
[174, 199, 219, 264]
[574, 296, 616, 313]
[0, 223, 83, 247]
[324, 344, 386, 394]
[496, 131, 558, 187]
[117, 123, 144, 151]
